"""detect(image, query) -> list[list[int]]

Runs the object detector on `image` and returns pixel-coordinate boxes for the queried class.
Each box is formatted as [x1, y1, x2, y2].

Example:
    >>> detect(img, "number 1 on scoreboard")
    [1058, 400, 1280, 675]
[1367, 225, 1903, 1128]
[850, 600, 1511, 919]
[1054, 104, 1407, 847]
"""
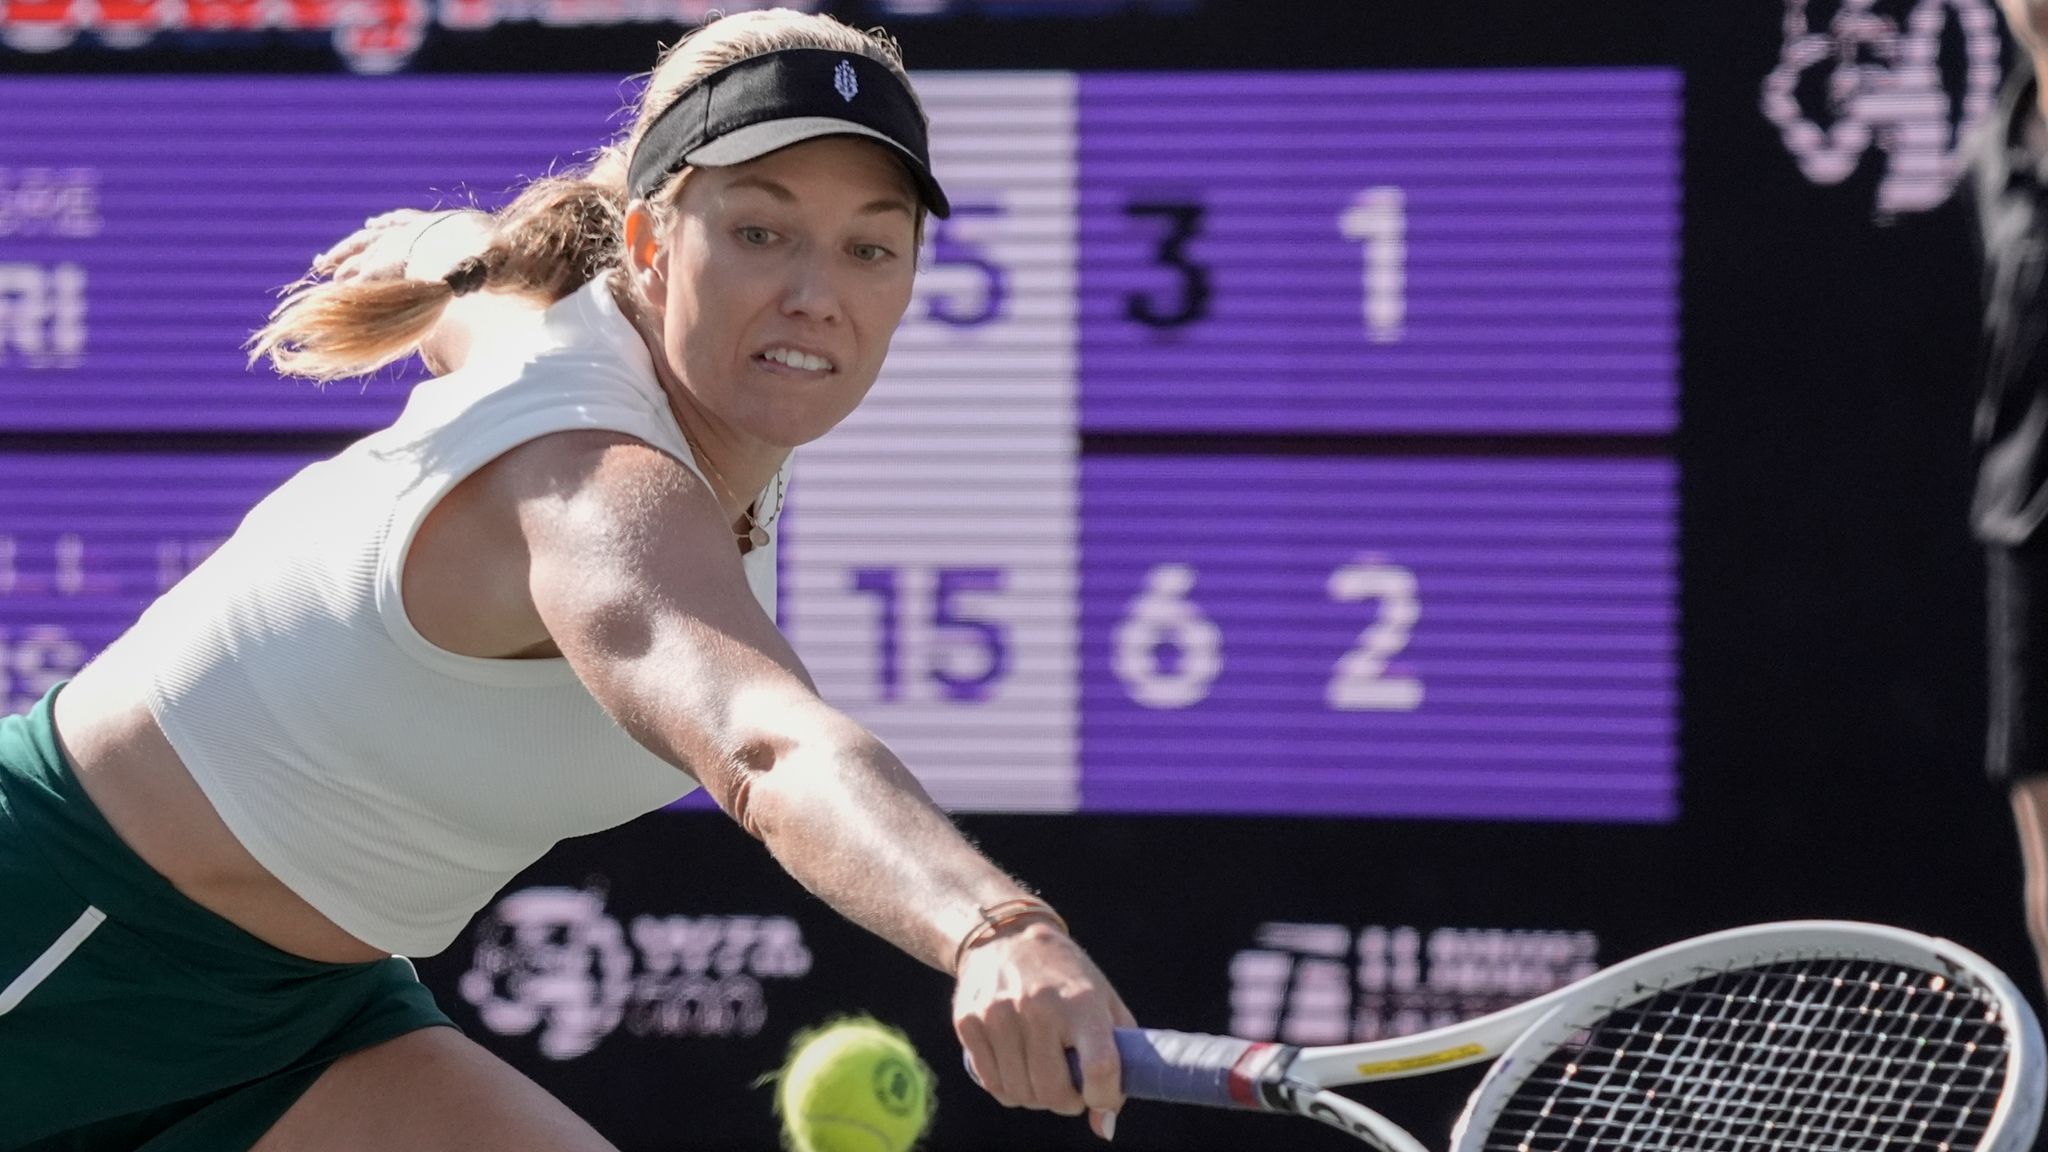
[1339, 186, 1405, 344]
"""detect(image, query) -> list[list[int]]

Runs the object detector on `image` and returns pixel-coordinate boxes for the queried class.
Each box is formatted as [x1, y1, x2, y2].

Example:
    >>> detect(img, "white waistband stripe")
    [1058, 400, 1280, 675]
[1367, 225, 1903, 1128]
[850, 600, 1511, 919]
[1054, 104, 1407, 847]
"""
[0, 905, 106, 1016]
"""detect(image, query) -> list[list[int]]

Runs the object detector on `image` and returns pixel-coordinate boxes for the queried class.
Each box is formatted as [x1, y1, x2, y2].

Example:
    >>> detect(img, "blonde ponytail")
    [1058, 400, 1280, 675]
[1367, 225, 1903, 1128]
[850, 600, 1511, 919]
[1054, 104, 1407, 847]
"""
[251, 7, 915, 383]
[249, 166, 626, 382]
[247, 275, 465, 383]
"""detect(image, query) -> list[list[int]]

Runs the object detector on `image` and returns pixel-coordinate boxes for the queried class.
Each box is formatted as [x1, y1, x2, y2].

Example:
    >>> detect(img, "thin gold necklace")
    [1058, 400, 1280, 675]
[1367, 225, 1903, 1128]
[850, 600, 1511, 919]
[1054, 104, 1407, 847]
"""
[682, 432, 781, 554]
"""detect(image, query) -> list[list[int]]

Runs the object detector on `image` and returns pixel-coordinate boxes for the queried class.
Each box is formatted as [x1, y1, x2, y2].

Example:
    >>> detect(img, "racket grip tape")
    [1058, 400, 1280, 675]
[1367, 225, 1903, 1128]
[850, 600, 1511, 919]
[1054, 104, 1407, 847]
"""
[1063, 1028, 1296, 1111]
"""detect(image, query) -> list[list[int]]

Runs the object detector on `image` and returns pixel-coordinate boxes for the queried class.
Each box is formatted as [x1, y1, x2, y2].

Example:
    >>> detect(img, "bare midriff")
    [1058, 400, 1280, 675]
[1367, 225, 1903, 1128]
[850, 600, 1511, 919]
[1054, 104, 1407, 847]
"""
[47, 658, 389, 965]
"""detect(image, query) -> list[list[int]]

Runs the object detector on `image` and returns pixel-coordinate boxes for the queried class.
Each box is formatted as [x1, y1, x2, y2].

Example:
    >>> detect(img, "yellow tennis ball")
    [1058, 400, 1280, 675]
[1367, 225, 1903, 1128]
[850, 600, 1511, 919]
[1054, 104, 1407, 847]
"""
[774, 1016, 935, 1152]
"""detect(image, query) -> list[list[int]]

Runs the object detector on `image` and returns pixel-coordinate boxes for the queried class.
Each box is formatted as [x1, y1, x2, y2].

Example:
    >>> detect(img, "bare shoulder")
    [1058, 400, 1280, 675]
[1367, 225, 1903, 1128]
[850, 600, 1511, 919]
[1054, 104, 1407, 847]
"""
[403, 430, 733, 660]
[486, 430, 728, 559]
[495, 428, 692, 509]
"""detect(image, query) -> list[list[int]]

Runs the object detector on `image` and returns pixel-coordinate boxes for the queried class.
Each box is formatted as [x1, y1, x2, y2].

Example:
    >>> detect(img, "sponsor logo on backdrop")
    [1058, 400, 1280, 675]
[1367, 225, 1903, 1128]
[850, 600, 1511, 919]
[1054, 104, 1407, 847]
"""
[870, 0, 1195, 15]
[1762, 0, 2003, 220]
[0, 0, 1196, 71]
[1228, 921, 1599, 1044]
[459, 884, 814, 1061]
[0, 0, 821, 73]
[0, 169, 101, 240]
[0, 623, 87, 715]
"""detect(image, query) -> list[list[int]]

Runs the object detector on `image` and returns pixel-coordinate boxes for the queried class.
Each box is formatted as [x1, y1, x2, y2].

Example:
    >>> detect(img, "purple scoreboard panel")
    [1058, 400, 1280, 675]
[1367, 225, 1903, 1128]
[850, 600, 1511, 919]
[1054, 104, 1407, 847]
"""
[1, 72, 1682, 822]
[1080, 457, 1678, 821]
[1079, 71, 1680, 434]
[0, 78, 617, 430]
[0, 454, 316, 713]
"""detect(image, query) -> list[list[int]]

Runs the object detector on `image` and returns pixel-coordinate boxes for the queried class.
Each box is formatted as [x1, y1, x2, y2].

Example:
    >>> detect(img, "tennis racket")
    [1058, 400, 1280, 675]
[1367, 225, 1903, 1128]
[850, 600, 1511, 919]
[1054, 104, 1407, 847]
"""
[1098, 921, 2045, 1151]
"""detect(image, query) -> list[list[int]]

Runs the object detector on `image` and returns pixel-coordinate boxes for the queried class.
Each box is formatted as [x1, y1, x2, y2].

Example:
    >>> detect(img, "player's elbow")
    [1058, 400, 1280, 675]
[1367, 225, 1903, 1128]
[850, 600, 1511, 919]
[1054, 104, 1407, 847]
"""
[712, 697, 877, 843]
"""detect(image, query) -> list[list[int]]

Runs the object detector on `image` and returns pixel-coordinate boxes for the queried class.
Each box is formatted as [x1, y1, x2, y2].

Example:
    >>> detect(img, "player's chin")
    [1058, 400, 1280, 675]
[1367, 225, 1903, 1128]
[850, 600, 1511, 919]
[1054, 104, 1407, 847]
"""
[747, 383, 875, 445]
[754, 408, 858, 449]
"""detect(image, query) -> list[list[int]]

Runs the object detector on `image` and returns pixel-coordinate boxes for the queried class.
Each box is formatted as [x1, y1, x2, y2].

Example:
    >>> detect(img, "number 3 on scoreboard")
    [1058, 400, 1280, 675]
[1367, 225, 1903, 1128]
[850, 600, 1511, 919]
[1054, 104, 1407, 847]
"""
[1326, 558, 1423, 712]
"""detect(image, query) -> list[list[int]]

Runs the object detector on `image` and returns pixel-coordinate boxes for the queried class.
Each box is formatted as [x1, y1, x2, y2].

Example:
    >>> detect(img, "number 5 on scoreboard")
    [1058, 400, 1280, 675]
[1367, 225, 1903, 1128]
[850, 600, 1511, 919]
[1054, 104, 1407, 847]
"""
[921, 201, 1007, 328]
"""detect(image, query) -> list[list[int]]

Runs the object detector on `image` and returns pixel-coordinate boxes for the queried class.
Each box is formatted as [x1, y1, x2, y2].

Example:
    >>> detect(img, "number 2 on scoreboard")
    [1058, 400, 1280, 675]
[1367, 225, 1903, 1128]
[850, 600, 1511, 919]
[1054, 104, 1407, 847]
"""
[1326, 558, 1424, 712]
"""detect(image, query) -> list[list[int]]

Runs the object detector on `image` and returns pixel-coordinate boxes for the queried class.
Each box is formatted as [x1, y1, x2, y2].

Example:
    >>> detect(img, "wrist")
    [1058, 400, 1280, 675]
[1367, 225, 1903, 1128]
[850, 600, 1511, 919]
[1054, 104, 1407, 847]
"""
[950, 896, 1069, 975]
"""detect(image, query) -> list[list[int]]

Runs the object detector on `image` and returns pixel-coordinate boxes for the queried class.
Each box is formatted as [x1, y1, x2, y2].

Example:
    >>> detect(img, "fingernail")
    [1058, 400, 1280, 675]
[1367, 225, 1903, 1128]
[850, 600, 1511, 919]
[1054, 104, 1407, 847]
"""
[1101, 1110, 1118, 1142]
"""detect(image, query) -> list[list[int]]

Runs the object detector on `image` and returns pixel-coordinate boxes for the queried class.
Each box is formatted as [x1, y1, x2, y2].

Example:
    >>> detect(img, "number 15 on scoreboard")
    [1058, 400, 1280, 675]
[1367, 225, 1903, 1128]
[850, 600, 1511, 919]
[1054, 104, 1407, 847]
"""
[847, 566, 1010, 703]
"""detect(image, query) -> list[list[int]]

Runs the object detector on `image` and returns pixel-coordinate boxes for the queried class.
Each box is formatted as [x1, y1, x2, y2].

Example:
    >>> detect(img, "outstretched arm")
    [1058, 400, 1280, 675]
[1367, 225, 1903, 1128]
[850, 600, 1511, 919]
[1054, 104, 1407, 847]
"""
[430, 429, 1132, 1138]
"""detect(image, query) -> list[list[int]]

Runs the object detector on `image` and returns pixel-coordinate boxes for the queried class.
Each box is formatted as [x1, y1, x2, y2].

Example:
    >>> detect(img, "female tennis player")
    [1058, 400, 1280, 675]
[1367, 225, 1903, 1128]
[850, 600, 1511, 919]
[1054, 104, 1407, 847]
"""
[0, 10, 1132, 1150]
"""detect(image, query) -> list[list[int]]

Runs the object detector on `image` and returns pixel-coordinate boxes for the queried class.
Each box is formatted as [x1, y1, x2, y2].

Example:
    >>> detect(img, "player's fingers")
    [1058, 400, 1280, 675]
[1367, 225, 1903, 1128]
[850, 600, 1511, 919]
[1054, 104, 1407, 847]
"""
[989, 1007, 1044, 1110]
[956, 1016, 1002, 1102]
[311, 240, 363, 274]
[333, 241, 416, 284]
[1021, 1009, 1085, 1115]
[1066, 1014, 1125, 1117]
[313, 231, 382, 274]
[958, 1012, 1026, 1108]
[958, 1034, 999, 1100]
[315, 209, 439, 275]
[363, 208, 428, 230]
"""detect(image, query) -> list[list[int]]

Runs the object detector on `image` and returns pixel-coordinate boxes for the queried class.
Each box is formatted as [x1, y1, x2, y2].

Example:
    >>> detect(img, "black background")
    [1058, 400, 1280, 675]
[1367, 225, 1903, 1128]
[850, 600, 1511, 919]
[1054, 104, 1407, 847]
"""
[5, 0, 2029, 1148]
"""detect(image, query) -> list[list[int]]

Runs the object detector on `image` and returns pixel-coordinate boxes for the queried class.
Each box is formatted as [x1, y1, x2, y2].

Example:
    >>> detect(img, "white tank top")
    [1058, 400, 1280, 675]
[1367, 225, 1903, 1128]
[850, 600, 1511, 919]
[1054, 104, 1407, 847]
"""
[109, 277, 783, 957]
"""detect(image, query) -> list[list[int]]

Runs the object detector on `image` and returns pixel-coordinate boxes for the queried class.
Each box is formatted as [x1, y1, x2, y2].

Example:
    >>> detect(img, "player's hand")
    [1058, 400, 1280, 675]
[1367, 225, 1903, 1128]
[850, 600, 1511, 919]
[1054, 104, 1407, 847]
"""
[309, 209, 489, 285]
[953, 922, 1136, 1140]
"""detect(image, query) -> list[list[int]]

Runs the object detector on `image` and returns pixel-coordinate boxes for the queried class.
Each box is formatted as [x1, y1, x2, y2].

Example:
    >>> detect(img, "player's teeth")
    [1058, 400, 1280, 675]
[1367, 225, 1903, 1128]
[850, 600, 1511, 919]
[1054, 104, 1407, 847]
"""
[765, 348, 831, 371]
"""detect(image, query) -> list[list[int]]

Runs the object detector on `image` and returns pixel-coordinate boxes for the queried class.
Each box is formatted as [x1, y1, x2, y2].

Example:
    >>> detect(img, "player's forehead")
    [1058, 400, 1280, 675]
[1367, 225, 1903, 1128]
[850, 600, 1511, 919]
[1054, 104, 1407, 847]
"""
[690, 138, 919, 219]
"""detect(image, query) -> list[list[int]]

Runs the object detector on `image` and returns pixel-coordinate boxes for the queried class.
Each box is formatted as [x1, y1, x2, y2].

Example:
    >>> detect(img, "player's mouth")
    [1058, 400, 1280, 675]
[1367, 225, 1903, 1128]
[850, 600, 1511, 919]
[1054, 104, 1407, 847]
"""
[755, 345, 837, 374]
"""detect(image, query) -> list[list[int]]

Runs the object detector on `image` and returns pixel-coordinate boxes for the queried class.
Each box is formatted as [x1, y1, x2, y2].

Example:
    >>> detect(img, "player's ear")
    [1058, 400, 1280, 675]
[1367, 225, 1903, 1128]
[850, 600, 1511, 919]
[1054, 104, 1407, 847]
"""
[622, 204, 665, 305]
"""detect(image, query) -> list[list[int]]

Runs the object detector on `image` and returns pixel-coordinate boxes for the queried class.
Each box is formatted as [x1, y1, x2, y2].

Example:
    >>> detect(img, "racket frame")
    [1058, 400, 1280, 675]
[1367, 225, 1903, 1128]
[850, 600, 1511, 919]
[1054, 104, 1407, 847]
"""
[1119, 921, 2044, 1152]
[1445, 920, 2047, 1152]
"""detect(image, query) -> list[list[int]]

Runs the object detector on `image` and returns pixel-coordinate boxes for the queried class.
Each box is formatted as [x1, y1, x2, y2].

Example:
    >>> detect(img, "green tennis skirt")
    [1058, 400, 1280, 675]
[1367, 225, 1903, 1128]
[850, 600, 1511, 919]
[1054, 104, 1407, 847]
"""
[0, 686, 453, 1151]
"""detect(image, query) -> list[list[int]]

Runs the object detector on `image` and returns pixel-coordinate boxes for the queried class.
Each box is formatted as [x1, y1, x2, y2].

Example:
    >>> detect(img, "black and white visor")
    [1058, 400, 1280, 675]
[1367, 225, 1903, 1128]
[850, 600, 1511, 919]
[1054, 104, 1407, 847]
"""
[627, 48, 951, 218]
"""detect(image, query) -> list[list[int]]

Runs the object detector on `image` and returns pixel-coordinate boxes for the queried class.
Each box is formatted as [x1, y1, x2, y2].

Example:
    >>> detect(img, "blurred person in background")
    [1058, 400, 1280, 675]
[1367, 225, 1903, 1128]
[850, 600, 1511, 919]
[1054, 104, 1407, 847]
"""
[1978, 0, 2048, 998]
[0, 10, 1132, 1150]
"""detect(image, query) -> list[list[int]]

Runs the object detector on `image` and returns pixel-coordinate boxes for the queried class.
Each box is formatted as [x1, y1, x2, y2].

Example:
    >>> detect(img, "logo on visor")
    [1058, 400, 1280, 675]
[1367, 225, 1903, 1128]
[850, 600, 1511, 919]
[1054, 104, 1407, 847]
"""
[835, 59, 860, 102]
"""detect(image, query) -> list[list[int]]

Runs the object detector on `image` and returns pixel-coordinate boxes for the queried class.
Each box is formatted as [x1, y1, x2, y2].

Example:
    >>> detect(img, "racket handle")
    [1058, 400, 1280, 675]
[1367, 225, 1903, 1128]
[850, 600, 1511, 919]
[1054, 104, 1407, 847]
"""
[1065, 1028, 1293, 1111]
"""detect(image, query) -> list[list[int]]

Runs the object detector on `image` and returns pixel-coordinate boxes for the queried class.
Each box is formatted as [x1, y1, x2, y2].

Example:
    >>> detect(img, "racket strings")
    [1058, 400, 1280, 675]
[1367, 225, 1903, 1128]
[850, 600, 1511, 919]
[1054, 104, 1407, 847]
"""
[1480, 957, 2012, 1152]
